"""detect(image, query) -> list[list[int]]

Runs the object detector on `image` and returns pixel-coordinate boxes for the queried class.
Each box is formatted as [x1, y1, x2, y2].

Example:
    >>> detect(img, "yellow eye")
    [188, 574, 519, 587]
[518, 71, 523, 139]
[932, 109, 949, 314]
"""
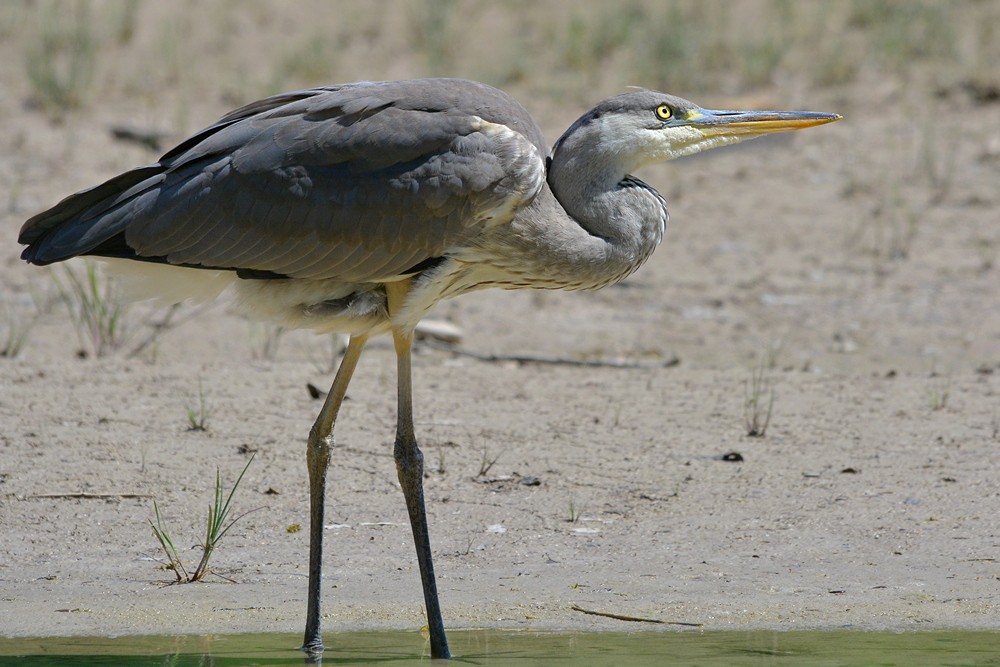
[655, 103, 672, 120]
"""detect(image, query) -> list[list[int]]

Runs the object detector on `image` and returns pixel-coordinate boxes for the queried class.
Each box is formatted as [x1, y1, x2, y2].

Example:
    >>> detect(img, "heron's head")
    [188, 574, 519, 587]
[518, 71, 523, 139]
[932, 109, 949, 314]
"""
[551, 91, 841, 172]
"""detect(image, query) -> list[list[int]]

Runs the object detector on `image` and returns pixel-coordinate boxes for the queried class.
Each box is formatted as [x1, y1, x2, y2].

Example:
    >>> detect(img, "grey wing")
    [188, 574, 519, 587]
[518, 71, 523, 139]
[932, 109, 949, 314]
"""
[20, 81, 546, 282]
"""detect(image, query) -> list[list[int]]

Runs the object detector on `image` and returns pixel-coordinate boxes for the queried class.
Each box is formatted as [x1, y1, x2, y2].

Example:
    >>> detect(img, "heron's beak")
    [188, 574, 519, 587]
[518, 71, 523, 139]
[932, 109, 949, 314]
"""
[686, 108, 841, 138]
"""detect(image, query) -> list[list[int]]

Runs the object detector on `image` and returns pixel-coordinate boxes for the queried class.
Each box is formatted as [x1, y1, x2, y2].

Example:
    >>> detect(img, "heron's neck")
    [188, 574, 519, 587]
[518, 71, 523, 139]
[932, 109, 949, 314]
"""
[540, 146, 666, 287]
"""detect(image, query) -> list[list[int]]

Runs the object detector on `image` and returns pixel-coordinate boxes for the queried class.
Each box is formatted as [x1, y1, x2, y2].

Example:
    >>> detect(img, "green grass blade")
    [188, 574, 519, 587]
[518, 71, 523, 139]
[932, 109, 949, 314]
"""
[149, 500, 187, 581]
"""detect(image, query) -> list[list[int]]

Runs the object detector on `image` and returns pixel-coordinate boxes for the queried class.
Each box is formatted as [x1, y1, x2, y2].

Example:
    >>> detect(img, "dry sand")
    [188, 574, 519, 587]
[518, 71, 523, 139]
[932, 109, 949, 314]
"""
[1, 1, 998, 642]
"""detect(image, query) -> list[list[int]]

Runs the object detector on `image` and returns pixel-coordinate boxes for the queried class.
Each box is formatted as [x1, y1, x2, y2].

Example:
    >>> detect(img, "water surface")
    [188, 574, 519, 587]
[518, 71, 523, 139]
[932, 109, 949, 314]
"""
[1, 629, 998, 666]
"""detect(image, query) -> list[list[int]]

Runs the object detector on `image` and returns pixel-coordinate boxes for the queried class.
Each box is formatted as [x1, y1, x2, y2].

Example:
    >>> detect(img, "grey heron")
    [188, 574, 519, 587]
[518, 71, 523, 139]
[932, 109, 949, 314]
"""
[18, 78, 839, 659]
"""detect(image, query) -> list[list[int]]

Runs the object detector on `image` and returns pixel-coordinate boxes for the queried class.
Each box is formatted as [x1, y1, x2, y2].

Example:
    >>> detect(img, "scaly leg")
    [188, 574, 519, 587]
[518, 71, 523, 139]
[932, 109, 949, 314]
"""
[301, 334, 368, 657]
[392, 325, 451, 659]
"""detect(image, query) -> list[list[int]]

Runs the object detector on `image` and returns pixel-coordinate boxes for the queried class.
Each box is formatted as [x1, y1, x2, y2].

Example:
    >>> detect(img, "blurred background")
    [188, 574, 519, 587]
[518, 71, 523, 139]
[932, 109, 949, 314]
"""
[0, 0, 997, 374]
[4, 1, 997, 122]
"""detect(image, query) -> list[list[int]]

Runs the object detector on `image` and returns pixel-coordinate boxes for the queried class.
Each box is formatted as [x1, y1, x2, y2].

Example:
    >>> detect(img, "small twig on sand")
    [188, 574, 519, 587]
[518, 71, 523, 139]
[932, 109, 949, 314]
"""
[28, 492, 152, 500]
[424, 340, 680, 369]
[571, 604, 703, 627]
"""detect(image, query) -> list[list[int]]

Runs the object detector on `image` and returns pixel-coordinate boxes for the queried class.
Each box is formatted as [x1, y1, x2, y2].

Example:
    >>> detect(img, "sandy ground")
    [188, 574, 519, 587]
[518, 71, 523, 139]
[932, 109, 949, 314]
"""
[1, 1, 998, 643]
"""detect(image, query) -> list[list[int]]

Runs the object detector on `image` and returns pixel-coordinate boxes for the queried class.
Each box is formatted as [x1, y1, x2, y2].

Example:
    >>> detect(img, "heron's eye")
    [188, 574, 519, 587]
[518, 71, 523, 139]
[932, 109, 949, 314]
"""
[655, 104, 672, 121]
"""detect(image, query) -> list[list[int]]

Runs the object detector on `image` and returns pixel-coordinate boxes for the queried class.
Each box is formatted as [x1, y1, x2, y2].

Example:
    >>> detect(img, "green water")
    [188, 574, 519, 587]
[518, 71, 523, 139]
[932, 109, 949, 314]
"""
[0, 629, 997, 666]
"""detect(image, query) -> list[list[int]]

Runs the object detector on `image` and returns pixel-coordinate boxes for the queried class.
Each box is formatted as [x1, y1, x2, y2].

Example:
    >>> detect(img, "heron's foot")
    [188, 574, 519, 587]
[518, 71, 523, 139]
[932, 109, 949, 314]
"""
[299, 639, 324, 665]
[299, 638, 324, 654]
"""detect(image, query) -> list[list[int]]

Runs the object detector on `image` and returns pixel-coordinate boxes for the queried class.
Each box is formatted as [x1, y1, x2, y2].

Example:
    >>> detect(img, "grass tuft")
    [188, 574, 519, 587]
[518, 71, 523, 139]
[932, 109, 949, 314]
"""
[928, 375, 951, 412]
[476, 446, 501, 478]
[54, 261, 129, 358]
[0, 307, 34, 358]
[148, 455, 256, 583]
[185, 379, 212, 432]
[567, 498, 581, 524]
[744, 361, 775, 438]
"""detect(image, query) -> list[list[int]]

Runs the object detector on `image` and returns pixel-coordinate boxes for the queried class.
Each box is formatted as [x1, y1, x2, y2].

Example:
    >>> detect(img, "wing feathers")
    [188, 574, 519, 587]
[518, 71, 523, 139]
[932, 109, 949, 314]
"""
[21, 79, 547, 283]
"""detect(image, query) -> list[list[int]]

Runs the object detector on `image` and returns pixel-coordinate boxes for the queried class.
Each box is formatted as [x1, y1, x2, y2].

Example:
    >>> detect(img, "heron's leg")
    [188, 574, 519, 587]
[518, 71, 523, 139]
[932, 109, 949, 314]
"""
[391, 325, 451, 659]
[301, 334, 368, 656]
